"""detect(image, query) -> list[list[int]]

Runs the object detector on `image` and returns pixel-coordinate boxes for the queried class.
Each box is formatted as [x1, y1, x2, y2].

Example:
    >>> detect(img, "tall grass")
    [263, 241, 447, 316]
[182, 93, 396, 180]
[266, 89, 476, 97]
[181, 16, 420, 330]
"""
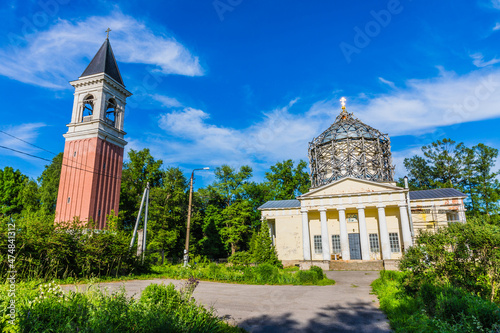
[1, 281, 243, 332]
[140, 263, 335, 286]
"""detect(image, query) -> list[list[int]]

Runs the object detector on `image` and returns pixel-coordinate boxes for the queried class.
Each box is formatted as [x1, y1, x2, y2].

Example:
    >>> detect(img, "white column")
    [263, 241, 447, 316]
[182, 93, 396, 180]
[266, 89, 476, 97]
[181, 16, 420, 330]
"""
[338, 207, 350, 260]
[377, 205, 391, 260]
[301, 209, 311, 260]
[398, 204, 412, 251]
[319, 208, 331, 260]
[357, 206, 370, 260]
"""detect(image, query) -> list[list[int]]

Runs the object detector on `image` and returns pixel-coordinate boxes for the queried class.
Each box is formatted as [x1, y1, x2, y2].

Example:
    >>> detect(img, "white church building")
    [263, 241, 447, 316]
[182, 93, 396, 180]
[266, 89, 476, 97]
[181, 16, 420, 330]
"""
[259, 100, 467, 267]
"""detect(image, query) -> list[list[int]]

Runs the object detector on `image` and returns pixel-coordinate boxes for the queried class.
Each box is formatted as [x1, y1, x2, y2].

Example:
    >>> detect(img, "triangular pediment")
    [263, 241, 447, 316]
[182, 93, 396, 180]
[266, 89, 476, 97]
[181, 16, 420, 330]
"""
[299, 177, 403, 198]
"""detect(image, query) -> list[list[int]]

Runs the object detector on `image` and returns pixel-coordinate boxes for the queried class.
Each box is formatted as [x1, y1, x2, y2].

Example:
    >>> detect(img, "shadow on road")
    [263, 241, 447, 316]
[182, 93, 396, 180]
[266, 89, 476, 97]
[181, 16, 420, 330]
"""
[238, 301, 389, 333]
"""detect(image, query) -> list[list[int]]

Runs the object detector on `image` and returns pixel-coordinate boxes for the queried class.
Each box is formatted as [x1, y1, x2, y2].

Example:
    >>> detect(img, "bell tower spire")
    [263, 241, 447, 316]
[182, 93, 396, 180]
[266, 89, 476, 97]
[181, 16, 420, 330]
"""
[55, 37, 132, 228]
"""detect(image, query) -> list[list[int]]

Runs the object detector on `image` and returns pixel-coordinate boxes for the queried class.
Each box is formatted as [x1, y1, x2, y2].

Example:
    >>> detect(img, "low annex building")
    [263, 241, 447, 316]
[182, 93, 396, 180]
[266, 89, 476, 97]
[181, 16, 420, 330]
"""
[259, 99, 467, 266]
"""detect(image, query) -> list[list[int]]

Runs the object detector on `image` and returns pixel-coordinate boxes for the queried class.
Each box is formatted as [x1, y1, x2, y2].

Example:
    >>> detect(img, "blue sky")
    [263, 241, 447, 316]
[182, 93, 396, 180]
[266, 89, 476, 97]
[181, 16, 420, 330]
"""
[1, 0, 500, 188]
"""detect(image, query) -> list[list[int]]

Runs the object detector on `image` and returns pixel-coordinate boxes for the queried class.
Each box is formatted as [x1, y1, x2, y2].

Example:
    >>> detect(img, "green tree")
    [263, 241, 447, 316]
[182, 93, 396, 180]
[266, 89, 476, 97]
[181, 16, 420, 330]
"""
[401, 139, 499, 218]
[0, 166, 28, 216]
[421, 138, 463, 188]
[209, 165, 254, 255]
[148, 167, 189, 258]
[398, 156, 433, 190]
[38, 152, 63, 214]
[249, 220, 282, 267]
[120, 149, 164, 228]
[212, 165, 253, 208]
[464, 144, 500, 216]
[265, 159, 310, 199]
[218, 199, 253, 255]
[20, 179, 40, 213]
[196, 204, 226, 259]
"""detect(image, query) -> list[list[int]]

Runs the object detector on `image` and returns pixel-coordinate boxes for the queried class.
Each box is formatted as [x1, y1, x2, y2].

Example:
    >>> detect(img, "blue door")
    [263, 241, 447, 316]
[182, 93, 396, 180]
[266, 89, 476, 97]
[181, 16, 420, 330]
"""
[348, 233, 362, 260]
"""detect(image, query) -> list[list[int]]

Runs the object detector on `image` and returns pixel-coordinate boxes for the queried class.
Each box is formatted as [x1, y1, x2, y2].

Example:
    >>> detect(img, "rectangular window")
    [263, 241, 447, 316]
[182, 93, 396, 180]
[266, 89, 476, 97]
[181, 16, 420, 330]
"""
[331, 235, 341, 253]
[369, 234, 380, 252]
[447, 212, 459, 222]
[314, 235, 322, 254]
[389, 233, 400, 253]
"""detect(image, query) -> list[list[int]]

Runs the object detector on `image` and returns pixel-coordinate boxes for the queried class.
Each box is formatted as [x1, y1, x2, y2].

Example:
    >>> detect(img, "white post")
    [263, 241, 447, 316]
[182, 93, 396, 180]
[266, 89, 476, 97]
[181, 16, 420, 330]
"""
[460, 201, 467, 223]
[377, 205, 391, 260]
[399, 204, 412, 251]
[338, 207, 349, 260]
[319, 208, 331, 260]
[357, 206, 370, 260]
[301, 210, 311, 260]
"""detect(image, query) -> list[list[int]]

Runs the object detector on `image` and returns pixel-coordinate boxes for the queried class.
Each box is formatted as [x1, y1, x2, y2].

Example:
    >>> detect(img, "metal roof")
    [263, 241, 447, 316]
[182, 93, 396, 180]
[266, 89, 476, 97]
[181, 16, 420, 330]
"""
[409, 188, 466, 200]
[81, 38, 124, 85]
[259, 189, 466, 210]
[258, 199, 301, 210]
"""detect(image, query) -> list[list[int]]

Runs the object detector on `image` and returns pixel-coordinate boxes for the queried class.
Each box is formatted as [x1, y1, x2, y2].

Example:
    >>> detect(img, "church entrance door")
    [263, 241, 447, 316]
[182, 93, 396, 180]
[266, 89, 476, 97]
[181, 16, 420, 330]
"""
[348, 233, 362, 260]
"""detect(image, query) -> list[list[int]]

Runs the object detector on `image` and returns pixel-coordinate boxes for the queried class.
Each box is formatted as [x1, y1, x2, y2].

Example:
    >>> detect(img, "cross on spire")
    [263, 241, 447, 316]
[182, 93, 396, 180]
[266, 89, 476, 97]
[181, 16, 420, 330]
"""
[106, 28, 112, 39]
[340, 97, 346, 110]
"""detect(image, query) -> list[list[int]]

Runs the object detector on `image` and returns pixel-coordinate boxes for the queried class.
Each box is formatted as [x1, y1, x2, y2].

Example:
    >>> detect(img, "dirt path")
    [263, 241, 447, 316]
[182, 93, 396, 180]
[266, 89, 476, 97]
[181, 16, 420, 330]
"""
[63, 271, 390, 333]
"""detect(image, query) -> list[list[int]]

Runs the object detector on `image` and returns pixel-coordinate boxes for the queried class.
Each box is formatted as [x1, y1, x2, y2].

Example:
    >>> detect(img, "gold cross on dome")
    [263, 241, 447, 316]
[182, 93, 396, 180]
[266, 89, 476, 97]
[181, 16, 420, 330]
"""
[340, 97, 346, 110]
[106, 28, 112, 39]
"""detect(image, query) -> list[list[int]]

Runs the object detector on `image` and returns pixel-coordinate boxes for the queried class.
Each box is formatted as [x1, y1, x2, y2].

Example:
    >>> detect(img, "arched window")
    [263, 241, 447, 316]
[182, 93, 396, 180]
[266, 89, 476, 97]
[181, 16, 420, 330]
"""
[82, 95, 94, 122]
[105, 98, 117, 127]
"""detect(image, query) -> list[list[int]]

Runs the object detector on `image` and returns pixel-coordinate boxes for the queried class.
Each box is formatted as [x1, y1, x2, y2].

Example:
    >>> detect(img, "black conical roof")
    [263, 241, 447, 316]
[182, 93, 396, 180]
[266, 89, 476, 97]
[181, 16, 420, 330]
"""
[81, 38, 124, 85]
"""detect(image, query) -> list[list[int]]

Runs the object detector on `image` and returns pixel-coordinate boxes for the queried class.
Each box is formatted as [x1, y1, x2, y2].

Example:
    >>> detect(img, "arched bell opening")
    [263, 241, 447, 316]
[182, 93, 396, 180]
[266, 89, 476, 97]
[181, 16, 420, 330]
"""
[82, 95, 94, 122]
[105, 98, 117, 127]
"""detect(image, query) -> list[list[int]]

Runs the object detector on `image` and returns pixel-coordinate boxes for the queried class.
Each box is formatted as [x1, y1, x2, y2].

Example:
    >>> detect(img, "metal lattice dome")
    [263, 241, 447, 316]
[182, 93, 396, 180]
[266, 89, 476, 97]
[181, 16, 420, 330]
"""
[308, 105, 395, 188]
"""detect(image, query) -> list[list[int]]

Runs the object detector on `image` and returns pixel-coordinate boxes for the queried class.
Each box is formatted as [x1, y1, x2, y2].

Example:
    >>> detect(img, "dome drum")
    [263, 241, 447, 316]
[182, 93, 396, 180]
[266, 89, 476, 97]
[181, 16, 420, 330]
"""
[308, 109, 395, 188]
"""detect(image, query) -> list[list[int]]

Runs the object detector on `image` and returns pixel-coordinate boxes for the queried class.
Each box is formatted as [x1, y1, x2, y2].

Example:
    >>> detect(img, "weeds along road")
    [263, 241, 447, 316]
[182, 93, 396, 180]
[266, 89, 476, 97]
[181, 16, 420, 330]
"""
[63, 271, 390, 333]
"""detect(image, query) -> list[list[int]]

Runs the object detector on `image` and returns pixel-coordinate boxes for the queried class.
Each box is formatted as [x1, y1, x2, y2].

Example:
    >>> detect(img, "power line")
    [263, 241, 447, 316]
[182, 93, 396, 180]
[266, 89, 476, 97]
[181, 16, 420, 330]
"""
[0, 130, 56, 156]
[0, 145, 123, 182]
[0, 129, 99, 174]
[0, 130, 123, 182]
[0, 145, 52, 162]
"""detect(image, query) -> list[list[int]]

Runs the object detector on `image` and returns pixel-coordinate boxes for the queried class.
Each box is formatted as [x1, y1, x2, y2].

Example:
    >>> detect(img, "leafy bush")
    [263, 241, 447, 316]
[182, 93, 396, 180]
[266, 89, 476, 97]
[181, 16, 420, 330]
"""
[142, 263, 335, 286]
[0, 213, 147, 281]
[372, 267, 500, 332]
[3, 281, 242, 332]
[228, 251, 252, 266]
[400, 219, 500, 303]
[295, 270, 318, 284]
[309, 265, 326, 280]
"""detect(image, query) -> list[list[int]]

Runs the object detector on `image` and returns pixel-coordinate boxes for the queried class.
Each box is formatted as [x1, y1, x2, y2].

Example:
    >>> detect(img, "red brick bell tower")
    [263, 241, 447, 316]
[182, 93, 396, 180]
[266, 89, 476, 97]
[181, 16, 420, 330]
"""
[55, 36, 132, 228]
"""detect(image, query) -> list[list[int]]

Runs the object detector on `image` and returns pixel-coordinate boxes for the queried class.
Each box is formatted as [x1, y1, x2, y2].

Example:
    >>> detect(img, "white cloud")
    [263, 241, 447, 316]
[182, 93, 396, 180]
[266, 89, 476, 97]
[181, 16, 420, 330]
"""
[470, 53, 500, 67]
[131, 66, 500, 178]
[351, 67, 500, 136]
[494, 22, 500, 31]
[492, 0, 500, 9]
[149, 99, 324, 174]
[378, 77, 397, 89]
[0, 10, 203, 89]
[0, 123, 47, 160]
[151, 94, 183, 108]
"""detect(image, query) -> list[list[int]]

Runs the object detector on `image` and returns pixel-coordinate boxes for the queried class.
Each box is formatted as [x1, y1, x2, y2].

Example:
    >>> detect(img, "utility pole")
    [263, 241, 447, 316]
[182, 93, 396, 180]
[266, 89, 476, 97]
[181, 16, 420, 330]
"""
[129, 182, 150, 264]
[184, 167, 209, 267]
